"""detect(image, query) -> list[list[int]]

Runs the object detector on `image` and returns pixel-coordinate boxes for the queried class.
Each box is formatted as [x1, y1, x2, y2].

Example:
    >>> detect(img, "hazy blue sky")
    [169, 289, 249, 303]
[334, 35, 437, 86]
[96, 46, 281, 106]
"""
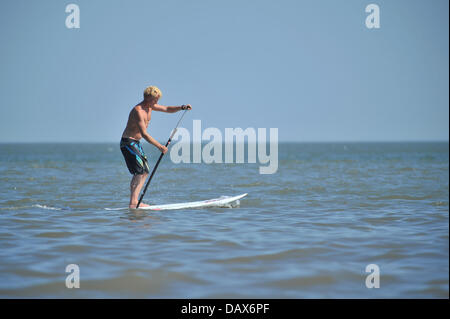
[0, 0, 448, 142]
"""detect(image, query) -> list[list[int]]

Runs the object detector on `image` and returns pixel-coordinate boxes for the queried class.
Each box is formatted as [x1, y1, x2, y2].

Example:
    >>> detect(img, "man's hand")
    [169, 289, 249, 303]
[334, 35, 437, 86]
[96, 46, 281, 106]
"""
[181, 104, 192, 110]
[158, 144, 168, 154]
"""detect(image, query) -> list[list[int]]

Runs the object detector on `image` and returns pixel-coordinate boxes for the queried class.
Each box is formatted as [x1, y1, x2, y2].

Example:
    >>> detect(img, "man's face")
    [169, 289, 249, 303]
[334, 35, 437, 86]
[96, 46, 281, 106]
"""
[149, 97, 159, 105]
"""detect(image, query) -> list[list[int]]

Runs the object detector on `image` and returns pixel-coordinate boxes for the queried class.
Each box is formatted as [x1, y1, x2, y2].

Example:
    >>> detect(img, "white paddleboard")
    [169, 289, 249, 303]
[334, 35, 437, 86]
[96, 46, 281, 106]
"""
[105, 193, 248, 211]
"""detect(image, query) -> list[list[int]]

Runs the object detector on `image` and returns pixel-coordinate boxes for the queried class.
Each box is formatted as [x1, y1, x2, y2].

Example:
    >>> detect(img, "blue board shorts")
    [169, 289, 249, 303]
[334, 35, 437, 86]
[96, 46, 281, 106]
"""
[120, 137, 150, 175]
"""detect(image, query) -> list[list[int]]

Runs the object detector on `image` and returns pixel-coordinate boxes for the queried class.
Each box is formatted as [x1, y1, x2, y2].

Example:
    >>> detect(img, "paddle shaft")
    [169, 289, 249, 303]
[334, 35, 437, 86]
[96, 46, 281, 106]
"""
[136, 110, 187, 208]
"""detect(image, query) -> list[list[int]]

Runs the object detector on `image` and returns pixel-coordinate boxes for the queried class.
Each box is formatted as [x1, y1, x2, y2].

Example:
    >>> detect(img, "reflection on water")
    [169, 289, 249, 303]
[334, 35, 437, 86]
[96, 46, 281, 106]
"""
[123, 210, 162, 225]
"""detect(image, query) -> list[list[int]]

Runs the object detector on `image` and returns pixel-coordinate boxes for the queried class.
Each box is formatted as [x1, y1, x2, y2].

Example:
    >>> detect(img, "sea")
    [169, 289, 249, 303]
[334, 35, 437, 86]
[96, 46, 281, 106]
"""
[0, 142, 448, 298]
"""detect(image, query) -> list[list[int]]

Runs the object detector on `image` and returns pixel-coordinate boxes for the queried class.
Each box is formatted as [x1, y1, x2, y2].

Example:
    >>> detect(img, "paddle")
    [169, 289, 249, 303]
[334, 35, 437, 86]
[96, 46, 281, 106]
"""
[136, 109, 188, 208]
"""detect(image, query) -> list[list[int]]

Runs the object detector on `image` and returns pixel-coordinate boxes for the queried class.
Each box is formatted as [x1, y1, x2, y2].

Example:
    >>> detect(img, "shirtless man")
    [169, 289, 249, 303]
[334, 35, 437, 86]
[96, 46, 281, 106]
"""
[120, 86, 191, 208]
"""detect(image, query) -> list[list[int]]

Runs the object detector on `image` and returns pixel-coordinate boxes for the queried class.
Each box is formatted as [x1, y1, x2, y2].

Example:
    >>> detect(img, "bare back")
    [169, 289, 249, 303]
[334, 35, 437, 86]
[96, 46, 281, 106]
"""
[122, 104, 152, 141]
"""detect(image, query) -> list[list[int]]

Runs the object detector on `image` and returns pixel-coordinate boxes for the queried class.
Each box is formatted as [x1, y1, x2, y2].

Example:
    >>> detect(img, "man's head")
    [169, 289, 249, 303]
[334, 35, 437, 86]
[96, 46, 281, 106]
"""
[143, 86, 162, 104]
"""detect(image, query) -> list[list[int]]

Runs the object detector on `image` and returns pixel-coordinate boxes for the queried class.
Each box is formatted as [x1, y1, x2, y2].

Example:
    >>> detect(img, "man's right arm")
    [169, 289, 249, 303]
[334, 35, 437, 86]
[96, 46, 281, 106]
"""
[137, 113, 168, 154]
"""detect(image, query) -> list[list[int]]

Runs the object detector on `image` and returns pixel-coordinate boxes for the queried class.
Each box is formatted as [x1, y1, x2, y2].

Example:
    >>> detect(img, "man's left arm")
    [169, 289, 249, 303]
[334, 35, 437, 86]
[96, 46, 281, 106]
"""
[153, 104, 192, 113]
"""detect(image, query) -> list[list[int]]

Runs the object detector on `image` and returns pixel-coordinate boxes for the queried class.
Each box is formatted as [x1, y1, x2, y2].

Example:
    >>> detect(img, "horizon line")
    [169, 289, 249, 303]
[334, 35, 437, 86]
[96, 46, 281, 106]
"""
[0, 140, 448, 144]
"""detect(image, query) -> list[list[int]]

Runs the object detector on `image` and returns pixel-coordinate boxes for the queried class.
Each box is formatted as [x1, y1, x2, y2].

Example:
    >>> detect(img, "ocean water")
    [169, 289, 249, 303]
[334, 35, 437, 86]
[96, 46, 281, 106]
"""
[0, 142, 448, 298]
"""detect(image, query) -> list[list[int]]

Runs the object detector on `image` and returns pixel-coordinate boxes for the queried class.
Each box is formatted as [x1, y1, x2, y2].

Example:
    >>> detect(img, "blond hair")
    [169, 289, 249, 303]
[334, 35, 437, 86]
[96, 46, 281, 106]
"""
[143, 86, 162, 100]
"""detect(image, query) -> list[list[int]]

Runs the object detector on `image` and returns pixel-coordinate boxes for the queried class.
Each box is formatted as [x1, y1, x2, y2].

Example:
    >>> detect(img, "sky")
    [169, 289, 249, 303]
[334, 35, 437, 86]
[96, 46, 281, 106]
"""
[0, 0, 448, 142]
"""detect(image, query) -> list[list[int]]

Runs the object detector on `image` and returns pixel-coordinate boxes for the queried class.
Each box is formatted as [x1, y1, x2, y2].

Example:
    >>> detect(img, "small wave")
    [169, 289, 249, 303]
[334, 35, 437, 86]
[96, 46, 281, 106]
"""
[0, 205, 32, 211]
[431, 201, 448, 207]
[34, 231, 75, 238]
[32, 204, 62, 211]
[0, 204, 64, 211]
[368, 195, 434, 201]
[307, 186, 326, 192]
[233, 181, 270, 188]
[208, 248, 330, 264]
[266, 274, 337, 288]
[271, 188, 301, 195]
[105, 207, 126, 211]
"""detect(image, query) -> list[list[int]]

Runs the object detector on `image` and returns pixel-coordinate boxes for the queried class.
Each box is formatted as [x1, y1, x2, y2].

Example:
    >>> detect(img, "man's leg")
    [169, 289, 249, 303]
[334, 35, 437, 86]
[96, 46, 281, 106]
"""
[129, 173, 149, 208]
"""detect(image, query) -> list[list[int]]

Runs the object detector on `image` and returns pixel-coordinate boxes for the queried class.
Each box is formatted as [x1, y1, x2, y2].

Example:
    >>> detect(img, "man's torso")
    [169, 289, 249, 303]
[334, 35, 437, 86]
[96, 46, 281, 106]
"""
[122, 104, 152, 141]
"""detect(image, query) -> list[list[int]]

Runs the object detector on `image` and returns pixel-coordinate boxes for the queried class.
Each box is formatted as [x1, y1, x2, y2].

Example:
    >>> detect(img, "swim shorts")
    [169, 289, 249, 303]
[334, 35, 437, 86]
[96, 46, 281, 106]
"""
[120, 137, 150, 175]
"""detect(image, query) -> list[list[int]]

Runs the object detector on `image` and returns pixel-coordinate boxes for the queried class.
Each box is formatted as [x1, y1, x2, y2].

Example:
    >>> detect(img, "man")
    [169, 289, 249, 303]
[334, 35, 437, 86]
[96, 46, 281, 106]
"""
[120, 86, 191, 208]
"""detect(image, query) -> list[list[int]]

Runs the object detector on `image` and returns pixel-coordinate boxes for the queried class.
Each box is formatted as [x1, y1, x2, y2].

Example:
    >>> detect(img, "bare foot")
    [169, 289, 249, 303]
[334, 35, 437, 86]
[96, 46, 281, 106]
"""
[129, 203, 151, 209]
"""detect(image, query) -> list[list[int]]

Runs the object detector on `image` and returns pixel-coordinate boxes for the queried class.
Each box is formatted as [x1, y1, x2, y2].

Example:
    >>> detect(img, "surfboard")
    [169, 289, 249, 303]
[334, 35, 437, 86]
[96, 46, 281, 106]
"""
[105, 193, 248, 211]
